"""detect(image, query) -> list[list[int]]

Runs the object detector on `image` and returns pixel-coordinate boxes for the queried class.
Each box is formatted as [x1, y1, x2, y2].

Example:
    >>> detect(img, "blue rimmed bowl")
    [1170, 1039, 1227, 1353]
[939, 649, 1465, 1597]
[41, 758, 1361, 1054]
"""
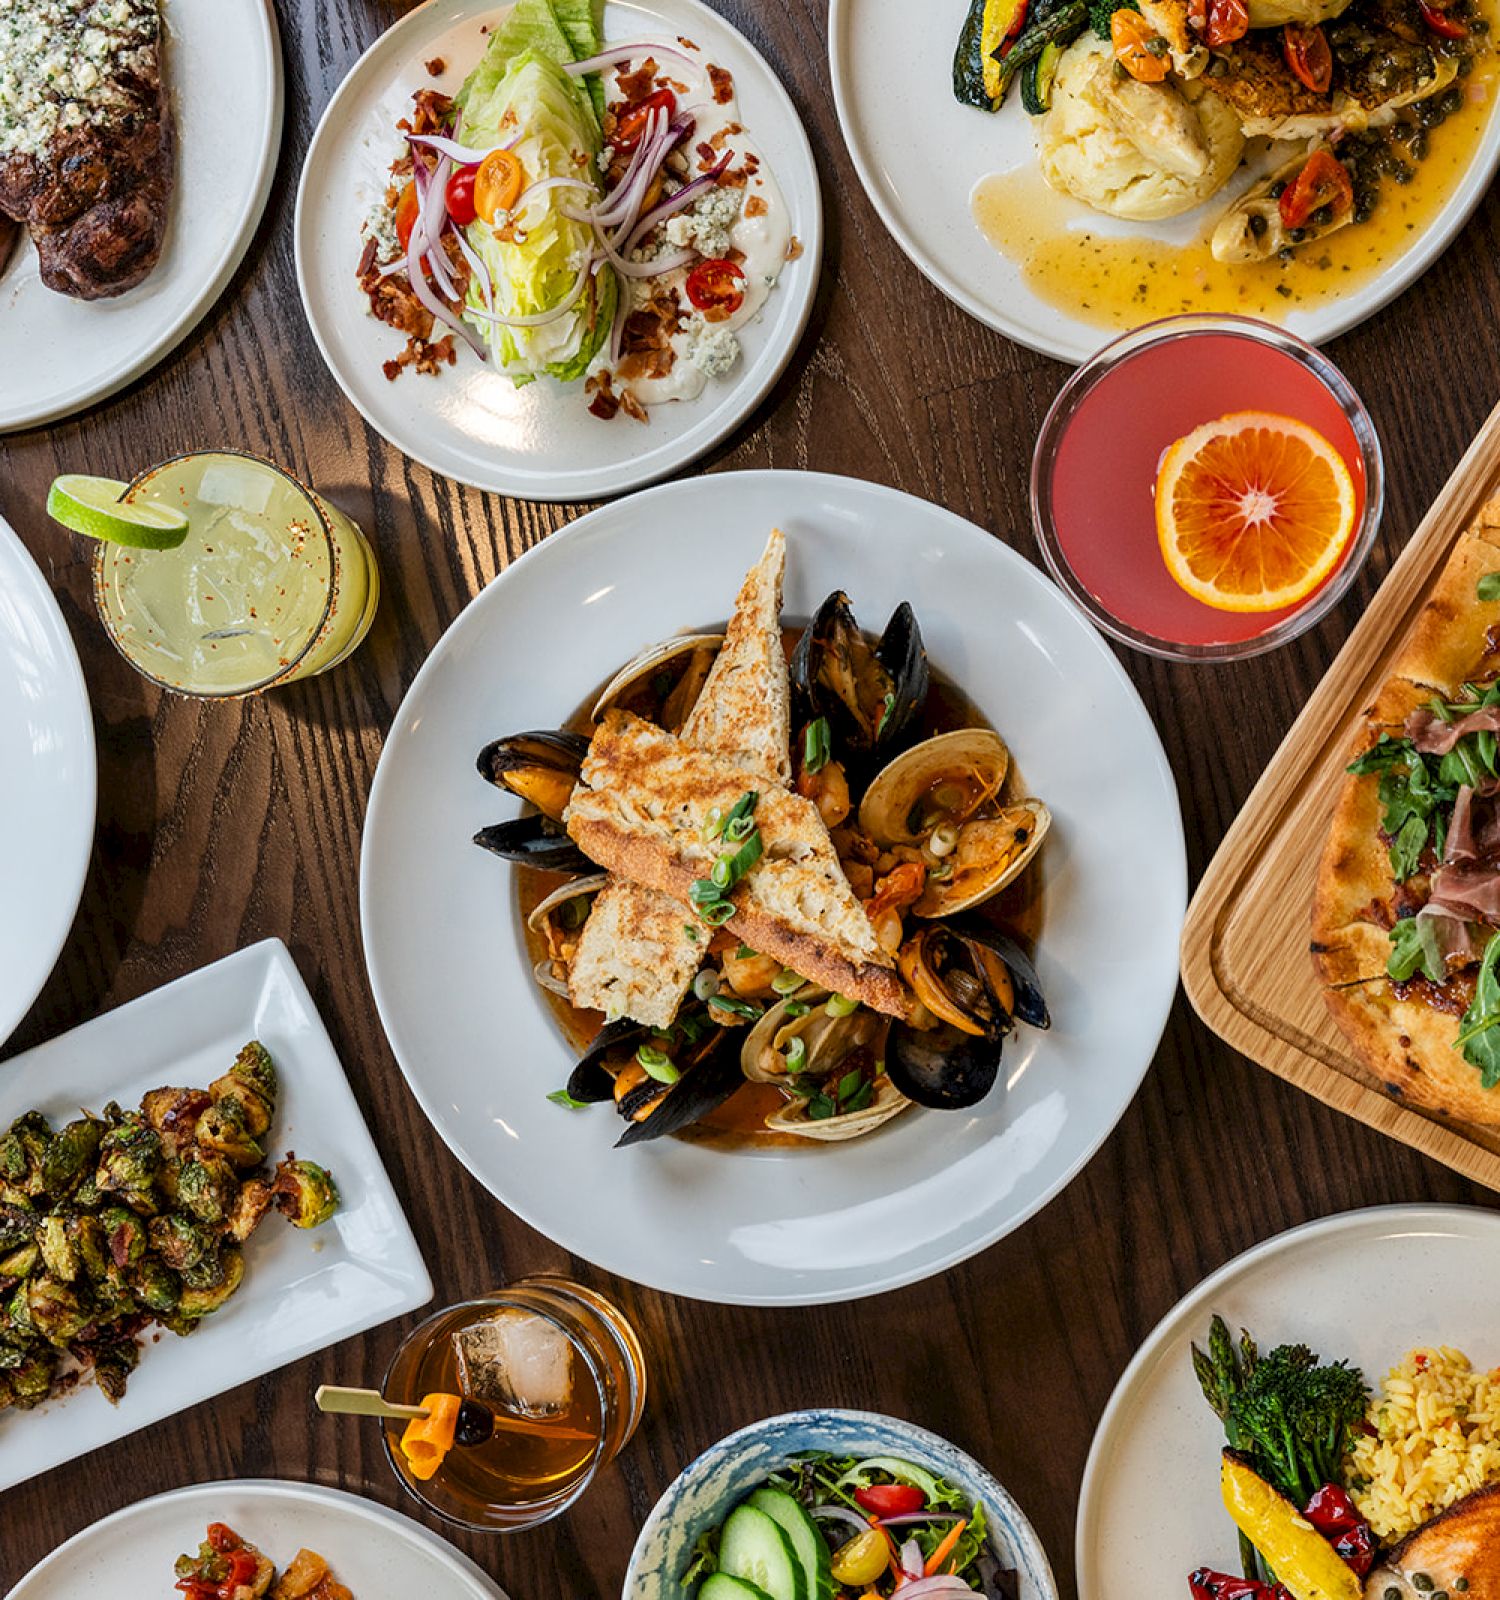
[622, 1409, 1057, 1600]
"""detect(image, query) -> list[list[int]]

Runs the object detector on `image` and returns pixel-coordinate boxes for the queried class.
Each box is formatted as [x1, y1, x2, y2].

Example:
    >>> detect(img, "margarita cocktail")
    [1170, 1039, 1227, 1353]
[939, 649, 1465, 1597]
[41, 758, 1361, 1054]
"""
[91, 451, 378, 697]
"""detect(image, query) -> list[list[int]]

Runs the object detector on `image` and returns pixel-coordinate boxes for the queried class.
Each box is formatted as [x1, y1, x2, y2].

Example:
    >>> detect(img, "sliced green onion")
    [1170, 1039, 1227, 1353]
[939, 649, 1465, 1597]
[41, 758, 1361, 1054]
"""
[782, 1000, 811, 1019]
[702, 806, 725, 842]
[700, 900, 737, 927]
[825, 994, 859, 1018]
[804, 717, 831, 774]
[782, 1036, 807, 1072]
[683, 923, 699, 942]
[877, 690, 896, 737]
[679, 1013, 706, 1043]
[547, 1089, 590, 1110]
[711, 857, 734, 890]
[558, 895, 591, 930]
[837, 1068, 865, 1102]
[636, 1045, 680, 1084]
[771, 969, 803, 996]
[692, 970, 720, 1003]
[737, 944, 755, 960]
[727, 829, 763, 880]
[689, 878, 724, 906]
[725, 813, 755, 844]
[725, 790, 759, 827]
[708, 992, 763, 1021]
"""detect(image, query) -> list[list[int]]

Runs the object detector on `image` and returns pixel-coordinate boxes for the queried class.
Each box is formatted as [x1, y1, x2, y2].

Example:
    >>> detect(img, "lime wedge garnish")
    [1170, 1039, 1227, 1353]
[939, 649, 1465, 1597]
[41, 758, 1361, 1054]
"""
[46, 474, 189, 550]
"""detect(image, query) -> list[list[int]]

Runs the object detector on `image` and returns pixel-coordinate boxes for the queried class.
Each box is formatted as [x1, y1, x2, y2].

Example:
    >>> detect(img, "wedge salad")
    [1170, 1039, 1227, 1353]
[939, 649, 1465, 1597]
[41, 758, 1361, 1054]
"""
[355, 0, 794, 420]
[682, 1455, 1015, 1600]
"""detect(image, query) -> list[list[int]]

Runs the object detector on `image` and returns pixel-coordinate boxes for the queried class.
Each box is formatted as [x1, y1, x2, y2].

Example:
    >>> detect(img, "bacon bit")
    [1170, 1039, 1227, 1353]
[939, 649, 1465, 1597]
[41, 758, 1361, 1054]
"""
[586, 374, 622, 420]
[678, 35, 699, 48]
[619, 387, 649, 424]
[744, 194, 768, 218]
[356, 236, 378, 277]
[708, 63, 734, 103]
[616, 58, 659, 104]
[382, 334, 457, 382]
[425, 56, 446, 76]
[709, 126, 731, 150]
[718, 166, 748, 188]
[696, 140, 717, 166]
[785, 235, 804, 261]
[409, 89, 455, 135]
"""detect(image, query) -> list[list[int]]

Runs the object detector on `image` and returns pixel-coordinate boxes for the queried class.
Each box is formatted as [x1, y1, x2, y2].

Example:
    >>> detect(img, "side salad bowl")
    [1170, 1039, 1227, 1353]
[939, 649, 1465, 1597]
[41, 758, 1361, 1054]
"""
[622, 1409, 1057, 1600]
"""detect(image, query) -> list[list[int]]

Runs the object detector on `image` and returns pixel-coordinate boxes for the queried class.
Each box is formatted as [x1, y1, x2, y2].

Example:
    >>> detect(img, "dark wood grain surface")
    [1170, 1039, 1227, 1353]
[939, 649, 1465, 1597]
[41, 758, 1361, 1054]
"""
[2, 0, 1498, 1593]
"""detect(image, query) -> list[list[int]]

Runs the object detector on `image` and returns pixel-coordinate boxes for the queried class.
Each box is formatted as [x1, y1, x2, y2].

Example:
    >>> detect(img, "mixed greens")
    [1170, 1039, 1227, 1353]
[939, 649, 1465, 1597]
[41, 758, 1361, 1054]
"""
[684, 1453, 1014, 1600]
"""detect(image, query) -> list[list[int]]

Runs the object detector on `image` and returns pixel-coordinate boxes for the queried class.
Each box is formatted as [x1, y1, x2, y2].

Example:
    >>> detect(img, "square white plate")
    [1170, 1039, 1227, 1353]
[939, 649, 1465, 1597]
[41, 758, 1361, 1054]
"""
[0, 939, 431, 1491]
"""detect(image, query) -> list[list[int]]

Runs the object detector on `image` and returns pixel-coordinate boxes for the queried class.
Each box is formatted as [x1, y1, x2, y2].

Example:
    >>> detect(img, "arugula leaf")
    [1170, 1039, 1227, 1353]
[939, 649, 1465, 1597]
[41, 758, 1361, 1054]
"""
[1386, 916, 1445, 983]
[546, 1089, 591, 1110]
[1389, 814, 1430, 881]
[1479, 573, 1500, 601]
[1350, 736, 1458, 881]
[1456, 932, 1500, 1090]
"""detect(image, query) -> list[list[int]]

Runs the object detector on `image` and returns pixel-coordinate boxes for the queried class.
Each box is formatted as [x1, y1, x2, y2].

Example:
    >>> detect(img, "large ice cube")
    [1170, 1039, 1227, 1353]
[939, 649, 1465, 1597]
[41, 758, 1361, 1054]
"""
[453, 1309, 575, 1418]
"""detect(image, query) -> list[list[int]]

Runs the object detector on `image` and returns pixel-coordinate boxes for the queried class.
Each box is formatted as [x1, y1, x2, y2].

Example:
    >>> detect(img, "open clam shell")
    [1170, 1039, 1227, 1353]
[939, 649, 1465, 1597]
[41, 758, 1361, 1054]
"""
[590, 634, 723, 729]
[764, 1077, 911, 1142]
[527, 874, 607, 998]
[915, 800, 1051, 918]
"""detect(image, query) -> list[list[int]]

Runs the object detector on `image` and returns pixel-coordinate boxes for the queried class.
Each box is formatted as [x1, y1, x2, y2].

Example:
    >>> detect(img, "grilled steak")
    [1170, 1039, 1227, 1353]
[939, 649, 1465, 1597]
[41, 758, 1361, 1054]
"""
[0, 0, 172, 299]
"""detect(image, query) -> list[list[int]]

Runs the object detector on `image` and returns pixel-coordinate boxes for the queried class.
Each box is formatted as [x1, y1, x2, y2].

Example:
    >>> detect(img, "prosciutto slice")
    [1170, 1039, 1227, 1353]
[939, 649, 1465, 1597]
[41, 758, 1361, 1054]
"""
[1425, 863, 1500, 923]
[1406, 704, 1500, 754]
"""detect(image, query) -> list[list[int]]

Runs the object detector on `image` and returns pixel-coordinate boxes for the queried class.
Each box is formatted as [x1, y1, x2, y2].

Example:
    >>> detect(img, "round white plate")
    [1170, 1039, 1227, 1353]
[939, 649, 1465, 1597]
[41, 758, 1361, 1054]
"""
[828, 0, 1500, 363]
[0, 513, 95, 1051]
[360, 470, 1186, 1306]
[9, 1479, 507, 1599]
[1075, 1204, 1500, 1599]
[0, 0, 283, 432]
[295, 0, 822, 502]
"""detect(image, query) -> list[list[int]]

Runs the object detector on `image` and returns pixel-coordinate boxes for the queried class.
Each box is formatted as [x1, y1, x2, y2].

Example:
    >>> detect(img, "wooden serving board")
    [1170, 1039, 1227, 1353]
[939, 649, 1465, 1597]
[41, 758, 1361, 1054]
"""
[1181, 399, 1500, 1190]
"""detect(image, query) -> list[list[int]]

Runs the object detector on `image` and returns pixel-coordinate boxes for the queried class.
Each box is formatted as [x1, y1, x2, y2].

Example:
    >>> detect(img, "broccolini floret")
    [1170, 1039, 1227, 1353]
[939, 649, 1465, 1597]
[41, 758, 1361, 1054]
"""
[1089, 0, 1137, 37]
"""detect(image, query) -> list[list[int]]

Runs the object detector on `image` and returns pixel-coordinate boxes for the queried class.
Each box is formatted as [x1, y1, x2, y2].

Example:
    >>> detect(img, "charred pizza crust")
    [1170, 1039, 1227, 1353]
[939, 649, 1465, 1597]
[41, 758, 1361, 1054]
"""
[1312, 499, 1500, 1124]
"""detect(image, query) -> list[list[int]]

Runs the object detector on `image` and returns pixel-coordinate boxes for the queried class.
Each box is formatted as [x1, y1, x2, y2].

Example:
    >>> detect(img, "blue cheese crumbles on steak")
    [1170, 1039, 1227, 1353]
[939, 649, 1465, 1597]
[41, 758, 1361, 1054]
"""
[0, 0, 171, 298]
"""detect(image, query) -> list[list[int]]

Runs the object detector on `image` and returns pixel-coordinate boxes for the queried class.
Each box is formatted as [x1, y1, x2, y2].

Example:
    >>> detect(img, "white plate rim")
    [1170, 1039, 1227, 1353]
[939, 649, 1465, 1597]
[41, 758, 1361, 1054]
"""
[292, 0, 824, 502]
[0, 512, 96, 1050]
[826, 0, 1500, 364]
[359, 467, 1188, 1305]
[0, 0, 284, 432]
[1073, 1201, 1500, 1599]
[7, 1478, 507, 1599]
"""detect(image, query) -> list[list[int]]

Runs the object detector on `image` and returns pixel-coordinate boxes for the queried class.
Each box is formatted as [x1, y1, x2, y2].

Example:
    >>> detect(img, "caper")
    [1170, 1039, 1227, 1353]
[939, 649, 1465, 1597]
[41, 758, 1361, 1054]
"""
[1249, 212, 1267, 236]
[1270, 179, 1288, 197]
[1385, 1589, 1404, 1600]
[1413, 1577, 1435, 1594]
[1441, 86, 1464, 112]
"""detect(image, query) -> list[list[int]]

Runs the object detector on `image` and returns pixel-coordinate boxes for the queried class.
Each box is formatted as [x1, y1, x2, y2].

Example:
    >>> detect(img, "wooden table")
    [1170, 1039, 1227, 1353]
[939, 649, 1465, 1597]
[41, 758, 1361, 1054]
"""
[3, 0, 1498, 1593]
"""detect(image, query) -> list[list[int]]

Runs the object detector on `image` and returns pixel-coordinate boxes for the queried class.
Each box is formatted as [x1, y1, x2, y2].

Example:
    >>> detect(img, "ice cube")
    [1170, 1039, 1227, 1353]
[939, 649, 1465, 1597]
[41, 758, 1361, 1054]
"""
[453, 1309, 575, 1418]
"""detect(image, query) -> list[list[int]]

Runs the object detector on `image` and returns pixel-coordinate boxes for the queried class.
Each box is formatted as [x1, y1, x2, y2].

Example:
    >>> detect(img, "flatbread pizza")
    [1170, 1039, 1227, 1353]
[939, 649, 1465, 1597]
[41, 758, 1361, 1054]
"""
[1312, 498, 1500, 1127]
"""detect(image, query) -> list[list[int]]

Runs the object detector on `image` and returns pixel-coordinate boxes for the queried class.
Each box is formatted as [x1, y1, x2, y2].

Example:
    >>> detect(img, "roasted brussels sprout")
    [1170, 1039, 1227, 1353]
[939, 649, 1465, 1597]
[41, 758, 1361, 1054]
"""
[208, 1041, 278, 1138]
[91, 1339, 139, 1404]
[3, 1347, 56, 1409]
[174, 1246, 244, 1322]
[0, 1112, 49, 1197]
[195, 1097, 263, 1169]
[225, 1176, 273, 1244]
[0, 1243, 39, 1285]
[40, 1116, 105, 1199]
[271, 1159, 339, 1230]
[176, 1150, 238, 1226]
[140, 1087, 212, 1152]
[148, 1212, 216, 1274]
[26, 1276, 93, 1345]
[99, 1205, 145, 1271]
[131, 1257, 181, 1315]
[96, 1113, 164, 1213]
[38, 1215, 79, 1283]
[0, 1200, 35, 1253]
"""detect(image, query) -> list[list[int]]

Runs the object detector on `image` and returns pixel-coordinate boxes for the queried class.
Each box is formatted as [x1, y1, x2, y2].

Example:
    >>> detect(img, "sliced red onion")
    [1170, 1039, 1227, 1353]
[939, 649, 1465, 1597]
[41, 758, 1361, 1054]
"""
[622, 149, 732, 255]
[402, 210, 486, 359]
[876, 1514, 964, 1529]
[886, 1578, 973, 1600]
[447, 216, 494, 317]
[607, 259, 631, 364]
[563, 41, 705, 83]
[513, 174, 596, 213]
[418, 153, 460, 301]
[589, 216, 694, 279]
[808, 1505, 868, 1534]
[408, 132, 509, 164]
[900, 1539, 924, 1580]
[464, 257, 596, 329]
[591, 107, 670, 230]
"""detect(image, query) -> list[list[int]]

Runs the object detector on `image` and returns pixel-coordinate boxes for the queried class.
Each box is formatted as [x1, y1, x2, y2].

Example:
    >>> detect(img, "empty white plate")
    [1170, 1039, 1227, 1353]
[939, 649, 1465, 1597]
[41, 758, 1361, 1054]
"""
[0, 0, 283, 431]
[295, 0, 822, 501]
[0, 939, 431, 1493]
[0, 512, 95, 1050]
[10, 1479, 506, 1599]
[361, 469, 1186, 1305]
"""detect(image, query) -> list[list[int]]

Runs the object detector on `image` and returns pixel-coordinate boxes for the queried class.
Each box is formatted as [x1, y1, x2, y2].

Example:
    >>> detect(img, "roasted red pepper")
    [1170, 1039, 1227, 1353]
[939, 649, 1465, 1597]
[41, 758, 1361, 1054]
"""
[1188, 1570, 1293, 1600]
[1302, 1483, 1376, 1578]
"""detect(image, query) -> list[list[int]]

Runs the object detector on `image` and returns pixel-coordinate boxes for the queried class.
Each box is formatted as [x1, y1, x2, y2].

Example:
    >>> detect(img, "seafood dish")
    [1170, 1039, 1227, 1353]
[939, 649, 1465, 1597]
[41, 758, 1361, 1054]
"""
[473, 529, 1051, 1147]
[1187, 1314, 1500, 1600]
[681, 1452, 1016, 1600]
[953, 0, 1485, 265]
[0, 0, 172, 298]
[1312, 498, 1500, 1126]
[174, 1524, 353, 1600]
[0, 1041, 337, 1420]
[356, 0, 793, 418]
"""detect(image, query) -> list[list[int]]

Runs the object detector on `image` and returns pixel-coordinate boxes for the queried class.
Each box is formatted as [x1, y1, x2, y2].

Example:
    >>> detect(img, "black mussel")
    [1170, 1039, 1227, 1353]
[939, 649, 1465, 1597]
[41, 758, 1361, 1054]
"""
[944, 917, 1050, 1030]
[886, 1019, 1002, 1111]
[473, 815, 593, 874]
[564, 1020, 743, 1147]
[476, 731, 588, 823]
[897, 924, 1017, 1041]
[790, 593, 929, 771]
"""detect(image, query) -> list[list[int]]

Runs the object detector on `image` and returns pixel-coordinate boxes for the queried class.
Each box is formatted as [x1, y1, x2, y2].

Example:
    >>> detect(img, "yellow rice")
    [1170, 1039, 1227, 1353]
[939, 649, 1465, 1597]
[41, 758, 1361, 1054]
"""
[1348, 1346, 1500, 1542]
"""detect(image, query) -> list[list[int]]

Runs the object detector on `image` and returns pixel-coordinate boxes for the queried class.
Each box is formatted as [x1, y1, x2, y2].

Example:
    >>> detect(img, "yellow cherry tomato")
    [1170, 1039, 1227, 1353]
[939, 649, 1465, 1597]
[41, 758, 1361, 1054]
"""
[831, 1529, 890, 1589]
[474, 149, 526, 223]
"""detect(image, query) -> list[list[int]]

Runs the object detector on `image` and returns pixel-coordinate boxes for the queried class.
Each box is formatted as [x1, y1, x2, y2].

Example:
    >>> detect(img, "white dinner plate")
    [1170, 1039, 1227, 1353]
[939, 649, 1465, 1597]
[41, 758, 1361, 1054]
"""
[828, 0, 1500, 363]
[0, 0, 283, 432]
[1075, 1204, 1500, 1599]
[0, 512, 95, 1050]
[360, 470, 1187, 1305]
[0, 939, 431, 1493]
[294, 0, 822, 502]
[9, 1479, 507, 1599]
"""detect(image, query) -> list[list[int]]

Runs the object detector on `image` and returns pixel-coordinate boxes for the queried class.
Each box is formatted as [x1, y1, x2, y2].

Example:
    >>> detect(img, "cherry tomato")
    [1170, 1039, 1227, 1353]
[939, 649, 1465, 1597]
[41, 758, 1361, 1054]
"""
[1187, 0, 1208, 35]
[446, 164, 479, 226]
[854, 1483, 929, 1518]
[1112, 8, 1172, 79]
[610, 87, 678, 151]
[830, 1529, 891, 1588]
[205, 1525, 240, 1555]
[685, 258, 746, 315]
[1278, 147, 1354, 230]
[1419, 0, 1469, 35]
[474, 148, 526, 223]
[1205, 0, 1250, 45]
[1283, 22, 1333, 91]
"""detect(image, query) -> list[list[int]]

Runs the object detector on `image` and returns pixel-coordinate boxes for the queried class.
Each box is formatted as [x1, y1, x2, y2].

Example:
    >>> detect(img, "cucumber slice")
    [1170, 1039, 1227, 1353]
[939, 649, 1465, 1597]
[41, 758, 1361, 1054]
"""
[746, 1490, 834, 1600]
[718, 1505, 806, 1600]
[701, 1576, 774, 1600]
